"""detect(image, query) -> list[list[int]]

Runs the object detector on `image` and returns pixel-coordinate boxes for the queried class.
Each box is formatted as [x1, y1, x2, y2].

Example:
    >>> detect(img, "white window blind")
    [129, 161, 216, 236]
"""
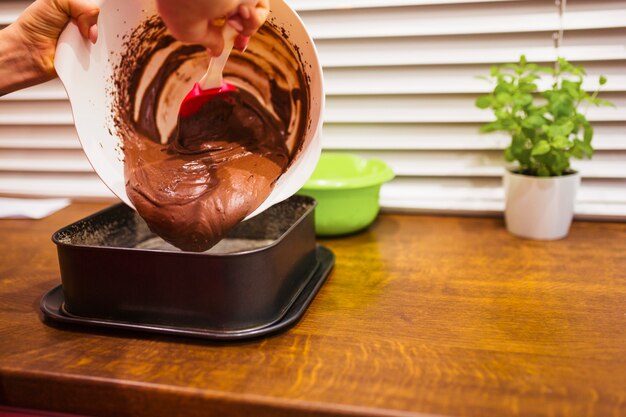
[1, 0, 625, 218]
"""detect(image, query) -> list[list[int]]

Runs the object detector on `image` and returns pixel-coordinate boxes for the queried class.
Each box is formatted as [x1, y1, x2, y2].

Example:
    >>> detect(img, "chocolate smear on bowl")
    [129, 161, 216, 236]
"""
[111, 16, 309, 252]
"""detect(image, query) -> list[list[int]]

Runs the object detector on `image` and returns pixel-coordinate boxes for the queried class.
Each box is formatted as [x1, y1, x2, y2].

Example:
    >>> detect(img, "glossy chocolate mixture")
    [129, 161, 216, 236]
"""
[112, 16, 309, 251]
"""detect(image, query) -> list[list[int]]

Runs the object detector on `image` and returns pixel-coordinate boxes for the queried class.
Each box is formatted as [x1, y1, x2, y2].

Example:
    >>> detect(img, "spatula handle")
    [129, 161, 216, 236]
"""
[199, 25, 237, 90]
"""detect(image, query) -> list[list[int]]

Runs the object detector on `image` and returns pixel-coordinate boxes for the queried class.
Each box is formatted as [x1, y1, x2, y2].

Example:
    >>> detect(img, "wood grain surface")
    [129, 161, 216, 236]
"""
[1, 203, 625, 417]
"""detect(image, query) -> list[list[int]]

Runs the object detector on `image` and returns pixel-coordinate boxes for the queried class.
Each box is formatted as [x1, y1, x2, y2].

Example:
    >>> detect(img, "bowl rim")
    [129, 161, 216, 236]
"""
[301, 153, 395, 190]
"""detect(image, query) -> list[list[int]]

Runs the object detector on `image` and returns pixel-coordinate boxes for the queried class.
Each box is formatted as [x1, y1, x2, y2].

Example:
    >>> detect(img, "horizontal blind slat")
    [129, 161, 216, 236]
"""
[0, 138, 81, 149]
[324, 94, 626, 123]
[0, 1, 28, 25]
[315, 28, 626, 67]
[0, 79, 67, 101]
[324, 70, 626, 95]
[0, 173, 115, 199]
[0, 149, 93, 172]
[380, 198, 626, 219]
[329, 150, 626, 178]
[0, 101, 74, 125]
[321, 123, 626, 150]
[301, 7, 626, 39]
[383, 177, 626, 204]
[319, 45, 626, 68]
[0, 125, 80, 149]
[379, 177, 626, 218]
[288, 0, 522, 12]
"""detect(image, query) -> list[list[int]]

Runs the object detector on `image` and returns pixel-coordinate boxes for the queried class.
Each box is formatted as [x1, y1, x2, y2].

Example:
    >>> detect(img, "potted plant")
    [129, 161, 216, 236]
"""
[476, 55, 613, 239]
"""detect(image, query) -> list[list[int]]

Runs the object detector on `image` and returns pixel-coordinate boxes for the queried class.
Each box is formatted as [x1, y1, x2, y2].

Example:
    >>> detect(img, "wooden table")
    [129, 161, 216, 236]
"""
[1, 203, 626, 417]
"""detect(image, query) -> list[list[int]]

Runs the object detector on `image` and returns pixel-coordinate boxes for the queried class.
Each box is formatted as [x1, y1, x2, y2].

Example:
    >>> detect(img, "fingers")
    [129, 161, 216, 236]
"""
[88, 23, 98, 43]
[156, 0, 228, 54]
[155, 0, 269, 53]
[234, 34, 250, 52]
[230, 1, 269, 51]
[227, 17, 244, 33]
[234, 2, 269, 37]
[238, 4, 251, 20]
[56, 0, 100, 43]
[204, 25, 226, 56]
[164, 20, 226, 55]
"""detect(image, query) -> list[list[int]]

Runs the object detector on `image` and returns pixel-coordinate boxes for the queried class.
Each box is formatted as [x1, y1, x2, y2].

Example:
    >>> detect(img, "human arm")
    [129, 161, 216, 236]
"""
[0, 0, 99, 96]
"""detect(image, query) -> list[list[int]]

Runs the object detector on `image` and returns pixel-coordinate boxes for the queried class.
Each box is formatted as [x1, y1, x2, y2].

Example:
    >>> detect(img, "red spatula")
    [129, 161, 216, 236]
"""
[178, 24, 239, 118]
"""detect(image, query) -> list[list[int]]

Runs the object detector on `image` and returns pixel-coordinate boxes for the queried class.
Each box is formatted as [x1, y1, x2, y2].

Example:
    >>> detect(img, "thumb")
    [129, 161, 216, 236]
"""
[57, 0, 100, 43]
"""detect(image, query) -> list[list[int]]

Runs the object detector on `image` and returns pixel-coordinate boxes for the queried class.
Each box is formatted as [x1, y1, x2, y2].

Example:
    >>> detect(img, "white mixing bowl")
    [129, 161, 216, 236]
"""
[54, 0, 323, 219]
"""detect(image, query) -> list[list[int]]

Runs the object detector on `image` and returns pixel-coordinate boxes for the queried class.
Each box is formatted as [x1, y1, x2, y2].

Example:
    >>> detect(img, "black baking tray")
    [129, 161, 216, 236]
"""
[40, 246, 333, 340]
[41, 195, 334, 339]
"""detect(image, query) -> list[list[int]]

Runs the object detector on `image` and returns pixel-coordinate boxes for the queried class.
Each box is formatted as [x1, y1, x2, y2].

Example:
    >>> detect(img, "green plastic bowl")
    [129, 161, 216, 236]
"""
[297, 153, 395, 236]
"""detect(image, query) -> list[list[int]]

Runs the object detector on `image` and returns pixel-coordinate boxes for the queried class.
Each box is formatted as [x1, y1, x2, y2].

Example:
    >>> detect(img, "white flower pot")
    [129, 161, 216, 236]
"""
[503, 169, 581, 240]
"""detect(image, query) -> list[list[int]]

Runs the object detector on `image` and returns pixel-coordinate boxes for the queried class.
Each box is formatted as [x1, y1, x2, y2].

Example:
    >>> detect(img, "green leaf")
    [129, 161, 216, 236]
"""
[562, 120, 575, 135]
[570, 141, 584, 158]
[552, 136, 571, 150]
[561, 79, 582, 99]
[547, 125, 559, 138]
[479, 121, 503, 133]
[557, 57, 579, 77]
[583, 124, 593, 143]
[595, 98, 616, 108]
[599, 75, 607, 85]
[521, 127, 537, 140]
[571, 139, 593, 159]
[519, 82, 539, 93]
[504, 147, 515, 162]
[573, 64, 587, 77]
[520, 75, 539, 83]
[475, 95, 493, 109]
[494, 82, 512, 96]
[537, 166, 550, 177]
[548, 93, 574, 118]
[496, 92, 513, 104]
[514, 93, 533, 107]
[535, 66, 554, 74]
[579, 141, 594, 158]
[519, 55, 527, 66]
[548, 121, 575, 138]
[531, 140, 551, 156]
[521, 114, 545, 129]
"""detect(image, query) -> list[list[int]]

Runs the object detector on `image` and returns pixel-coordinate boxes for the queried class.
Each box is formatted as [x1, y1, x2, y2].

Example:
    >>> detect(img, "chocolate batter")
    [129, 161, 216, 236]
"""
[112, 17, 309, 251]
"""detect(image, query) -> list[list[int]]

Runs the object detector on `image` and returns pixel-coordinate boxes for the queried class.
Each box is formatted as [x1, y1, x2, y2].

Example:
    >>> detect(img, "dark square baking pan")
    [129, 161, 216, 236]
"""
[43, 195, 334, 337]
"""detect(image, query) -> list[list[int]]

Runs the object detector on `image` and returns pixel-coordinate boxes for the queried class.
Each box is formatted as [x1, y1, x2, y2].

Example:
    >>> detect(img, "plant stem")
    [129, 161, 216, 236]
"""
[553, 0, 567, 79]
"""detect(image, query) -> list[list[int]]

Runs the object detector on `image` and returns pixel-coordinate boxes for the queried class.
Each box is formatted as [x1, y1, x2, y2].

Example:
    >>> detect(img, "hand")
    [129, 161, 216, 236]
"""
[0, 0, 99, 95]
[156, 0, 270, 56]
[14, 0, 100, 78]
